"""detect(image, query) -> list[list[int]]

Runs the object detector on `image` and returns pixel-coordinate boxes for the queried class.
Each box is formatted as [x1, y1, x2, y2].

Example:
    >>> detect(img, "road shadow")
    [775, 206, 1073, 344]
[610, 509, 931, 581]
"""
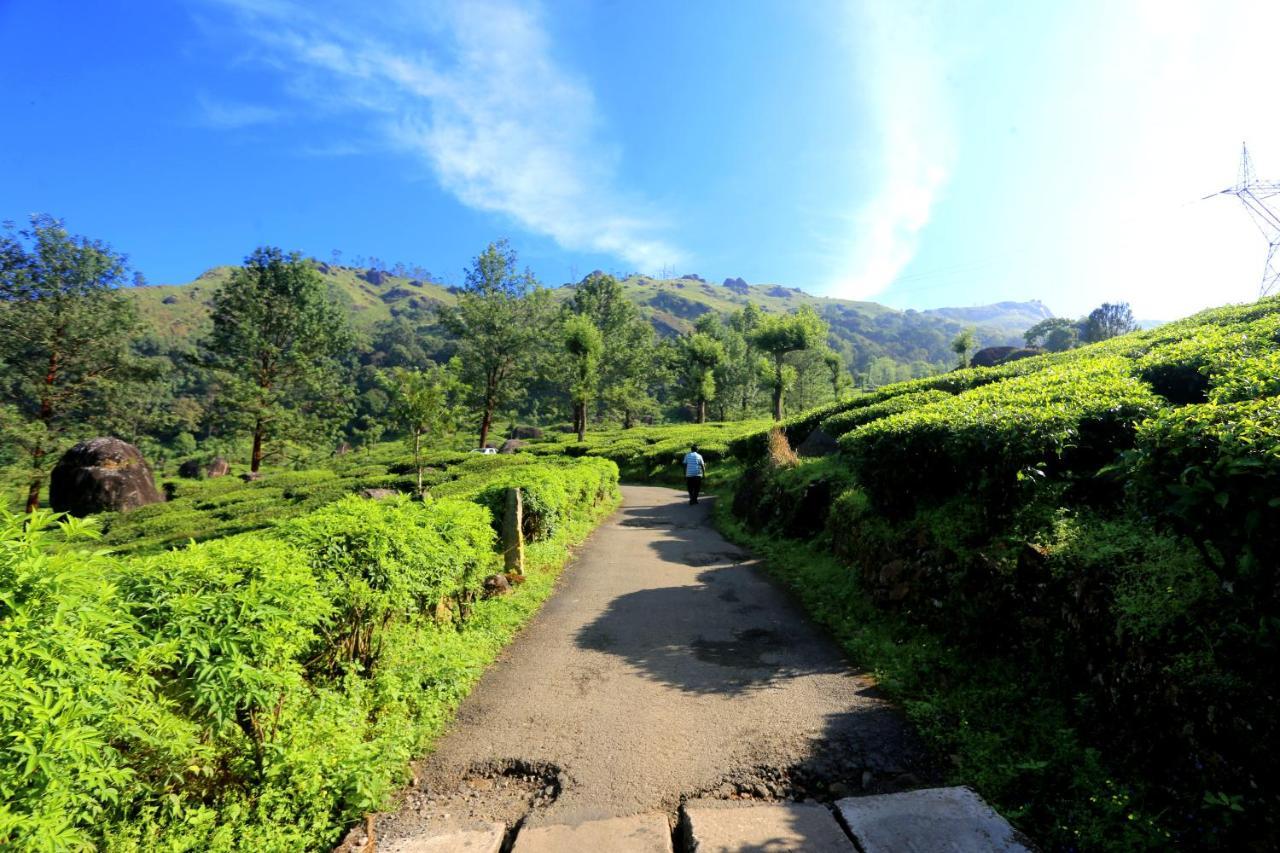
[576, 492, 854, 696]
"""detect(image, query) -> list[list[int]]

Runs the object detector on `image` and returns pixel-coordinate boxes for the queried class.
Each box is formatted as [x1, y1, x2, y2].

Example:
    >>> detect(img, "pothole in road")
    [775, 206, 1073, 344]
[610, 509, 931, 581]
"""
[684, 550, 752, 567]
[691, 627, 786, 668]
[686, 760, 928, 807]
[375, 759, 566, 848]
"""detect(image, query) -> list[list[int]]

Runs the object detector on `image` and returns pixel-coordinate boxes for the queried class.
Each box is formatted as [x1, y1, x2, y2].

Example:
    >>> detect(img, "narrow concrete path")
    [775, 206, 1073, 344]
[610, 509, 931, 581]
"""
[371, 486, 931, 846]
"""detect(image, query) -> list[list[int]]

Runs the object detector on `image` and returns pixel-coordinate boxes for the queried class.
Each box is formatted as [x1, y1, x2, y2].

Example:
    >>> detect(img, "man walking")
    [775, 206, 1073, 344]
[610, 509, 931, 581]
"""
[683, 444, 706, 505]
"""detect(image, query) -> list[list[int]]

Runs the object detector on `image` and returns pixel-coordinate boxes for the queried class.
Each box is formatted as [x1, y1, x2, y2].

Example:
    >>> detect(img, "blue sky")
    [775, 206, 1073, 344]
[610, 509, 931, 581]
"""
[2, 0, 1278, 319]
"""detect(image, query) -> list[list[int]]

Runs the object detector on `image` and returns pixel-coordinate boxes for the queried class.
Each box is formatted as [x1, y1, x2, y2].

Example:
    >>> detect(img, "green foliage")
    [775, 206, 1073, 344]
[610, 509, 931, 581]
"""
[840, 357, 1163, 516]
[1, 450, 619, 850]
[721, 293, 1280, 848]
[819, 389, 953, 436]
[204, 247, 354, 472]
[442, 240, 555, 448]
[749, 305, 829, 419]
[279, 496, 495, 672]
[382, 361, 464, 494]
[0, 215, 141, 510]
[0, 511, 200, 850]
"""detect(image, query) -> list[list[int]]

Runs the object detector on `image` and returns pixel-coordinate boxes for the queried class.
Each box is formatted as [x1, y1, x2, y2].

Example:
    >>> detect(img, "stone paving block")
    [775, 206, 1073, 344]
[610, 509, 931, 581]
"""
[836, 786, 1033, 852]
[512, 812, 672, 853]
[683, 800, 855, 852]
[382, 822, 505, 853]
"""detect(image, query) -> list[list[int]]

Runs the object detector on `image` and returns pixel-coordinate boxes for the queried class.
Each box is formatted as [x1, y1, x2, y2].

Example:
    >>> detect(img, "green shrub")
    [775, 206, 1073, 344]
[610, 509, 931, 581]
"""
[279, 496, 496, 672]
[1129, 396, 1280, 584]
[0, 512, 200, 850]
[820, 389, 954, 436]
[841, 358, 1163, 516]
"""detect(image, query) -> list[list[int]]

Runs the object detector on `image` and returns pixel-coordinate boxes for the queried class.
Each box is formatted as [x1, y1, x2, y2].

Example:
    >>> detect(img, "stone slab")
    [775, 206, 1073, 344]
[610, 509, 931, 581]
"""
[512, 812, 672, 853]
[683, 801, 855, 852]
[836, 786, 1033, 852]
[382, 822, 505, 853]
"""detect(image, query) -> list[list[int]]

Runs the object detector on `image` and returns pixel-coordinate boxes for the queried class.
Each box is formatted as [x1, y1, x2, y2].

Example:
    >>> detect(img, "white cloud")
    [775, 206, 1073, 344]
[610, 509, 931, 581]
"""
[195, 93, 284, 129]
[205, 0, 683, 271]
[824, 1, 955, 300]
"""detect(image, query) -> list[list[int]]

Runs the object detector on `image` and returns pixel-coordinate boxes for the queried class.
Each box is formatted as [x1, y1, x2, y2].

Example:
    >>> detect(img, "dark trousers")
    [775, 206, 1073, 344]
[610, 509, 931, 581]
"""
[686, 476, 703, 504]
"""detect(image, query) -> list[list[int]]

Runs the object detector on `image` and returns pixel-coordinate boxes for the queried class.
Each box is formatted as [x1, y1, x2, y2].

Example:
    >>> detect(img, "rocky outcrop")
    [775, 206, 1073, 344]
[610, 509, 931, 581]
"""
[722, 277, 750, 294]
[970, 346, 1045, 368]
[361, 269, 388, 285]
[359, 488, 399, 500]
[48, 437, 164, 517]
[511, 425, 544, 440]
[796, 428, 839, 458]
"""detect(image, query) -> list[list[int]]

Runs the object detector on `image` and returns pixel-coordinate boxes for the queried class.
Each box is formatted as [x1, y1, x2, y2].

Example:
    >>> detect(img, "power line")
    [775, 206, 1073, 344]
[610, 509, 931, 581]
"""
[1206, 143, 1280, 297]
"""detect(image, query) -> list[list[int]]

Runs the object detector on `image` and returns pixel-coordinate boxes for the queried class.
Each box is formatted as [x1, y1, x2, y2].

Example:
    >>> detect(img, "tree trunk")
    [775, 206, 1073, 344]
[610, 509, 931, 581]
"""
[575, 401, 586, 442]
[696, 399, 707, 424]
[24, 467, 41, 514]
[251, 419, 265, 472]
[479, 404, 494, 450]
[772, 358, 784, 421]
[623, 409, 633, 429]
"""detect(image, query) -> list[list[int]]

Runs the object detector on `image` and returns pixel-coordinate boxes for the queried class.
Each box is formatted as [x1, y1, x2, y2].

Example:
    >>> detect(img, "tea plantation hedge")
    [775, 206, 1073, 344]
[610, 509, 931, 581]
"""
[0, 455, 619, 851]
[721, 295, 1280, 850]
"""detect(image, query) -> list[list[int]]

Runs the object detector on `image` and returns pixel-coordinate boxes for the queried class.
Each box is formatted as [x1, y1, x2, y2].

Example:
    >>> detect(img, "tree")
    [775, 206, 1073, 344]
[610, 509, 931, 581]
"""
[823, 350, 849, 401]
[568, 272, 656, 428]
[562, 315, 603, 441]
[950, 328, 976, 369]
[383, 362, 461, 494]
[1081, 302, 1137, 343]
[442, 240, 553, 449]
[203, 247, 353, 472]
[679, 332, 725, 423]
[1023, 317, 1078, 352]
[0, 215, 140, 511]
[749, 306, 828, 420]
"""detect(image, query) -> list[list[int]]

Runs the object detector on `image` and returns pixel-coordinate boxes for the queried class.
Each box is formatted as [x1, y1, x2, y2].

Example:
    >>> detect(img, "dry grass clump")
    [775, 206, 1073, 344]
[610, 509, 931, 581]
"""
[766, 427, 798, 469]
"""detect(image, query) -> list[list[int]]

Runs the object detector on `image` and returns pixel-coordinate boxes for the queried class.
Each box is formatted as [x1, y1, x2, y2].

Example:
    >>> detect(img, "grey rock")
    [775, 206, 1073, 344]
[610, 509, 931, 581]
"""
[360, 488, 399, 500]
[836, 786, 1032, 852]
[177, 459, 203, 479]
[48, 437, 164, 517]
[206, 457, 230, 478]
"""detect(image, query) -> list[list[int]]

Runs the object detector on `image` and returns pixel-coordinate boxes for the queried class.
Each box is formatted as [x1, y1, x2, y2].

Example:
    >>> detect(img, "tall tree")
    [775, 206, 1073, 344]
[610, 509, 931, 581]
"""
[679, 332, 725, 423]
[383, 361, 461, 495]
[1080, 302, 1138, 343]
[568, 272, 656, 428]
[562, 315, 603, 441]
[203, 247, 353, 472]
[951, 328, 976, 369]
[442, 240, 553, 449]
[749, 306, 828, 420]
[0, 215, 139, 511]
[1023, 317, 1079, 352]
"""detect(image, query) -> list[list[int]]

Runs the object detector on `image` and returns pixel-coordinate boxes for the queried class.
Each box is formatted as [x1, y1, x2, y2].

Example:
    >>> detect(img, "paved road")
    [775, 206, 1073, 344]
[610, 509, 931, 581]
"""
[371, 485, 929, 845]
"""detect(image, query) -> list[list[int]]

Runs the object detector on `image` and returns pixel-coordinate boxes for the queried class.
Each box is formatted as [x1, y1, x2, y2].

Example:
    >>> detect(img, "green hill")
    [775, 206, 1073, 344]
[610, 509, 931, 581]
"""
[129, 263, 1051, 370]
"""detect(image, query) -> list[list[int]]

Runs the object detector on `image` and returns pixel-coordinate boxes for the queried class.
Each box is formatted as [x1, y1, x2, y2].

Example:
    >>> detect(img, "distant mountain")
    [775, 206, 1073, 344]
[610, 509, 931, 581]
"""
[129, 263, 1052, 370]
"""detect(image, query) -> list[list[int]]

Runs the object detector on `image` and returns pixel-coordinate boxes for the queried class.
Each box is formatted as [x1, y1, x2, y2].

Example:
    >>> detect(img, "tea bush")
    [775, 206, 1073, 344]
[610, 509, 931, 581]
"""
[1, 453, 620, 850]
[840, 357, 1162, 518]
[721, 295, 1280, 848]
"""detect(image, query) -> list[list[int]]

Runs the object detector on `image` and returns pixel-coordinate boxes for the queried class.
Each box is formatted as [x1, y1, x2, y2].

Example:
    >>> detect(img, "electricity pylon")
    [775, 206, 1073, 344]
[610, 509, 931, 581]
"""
[1207, 144, 1280, 297]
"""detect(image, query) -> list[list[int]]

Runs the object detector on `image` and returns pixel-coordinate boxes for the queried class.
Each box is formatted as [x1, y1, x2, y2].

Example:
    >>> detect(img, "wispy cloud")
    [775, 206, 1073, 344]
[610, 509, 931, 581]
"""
[826, 2, 954, 299]
[195, 93, 285, 129]
[204, 0, 683, 270]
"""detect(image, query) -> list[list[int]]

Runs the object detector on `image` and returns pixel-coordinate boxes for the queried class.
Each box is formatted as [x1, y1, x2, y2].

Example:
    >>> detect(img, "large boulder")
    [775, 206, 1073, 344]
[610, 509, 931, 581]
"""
[511, 425, 544, 440]
[970, 346, 1045, 369]
[796, 428, 839, 458]
[48, 437, 164, 517]
[499, 439, 526, 454]
[206, 457, 230, 478]
[177, 459, 203, 479]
